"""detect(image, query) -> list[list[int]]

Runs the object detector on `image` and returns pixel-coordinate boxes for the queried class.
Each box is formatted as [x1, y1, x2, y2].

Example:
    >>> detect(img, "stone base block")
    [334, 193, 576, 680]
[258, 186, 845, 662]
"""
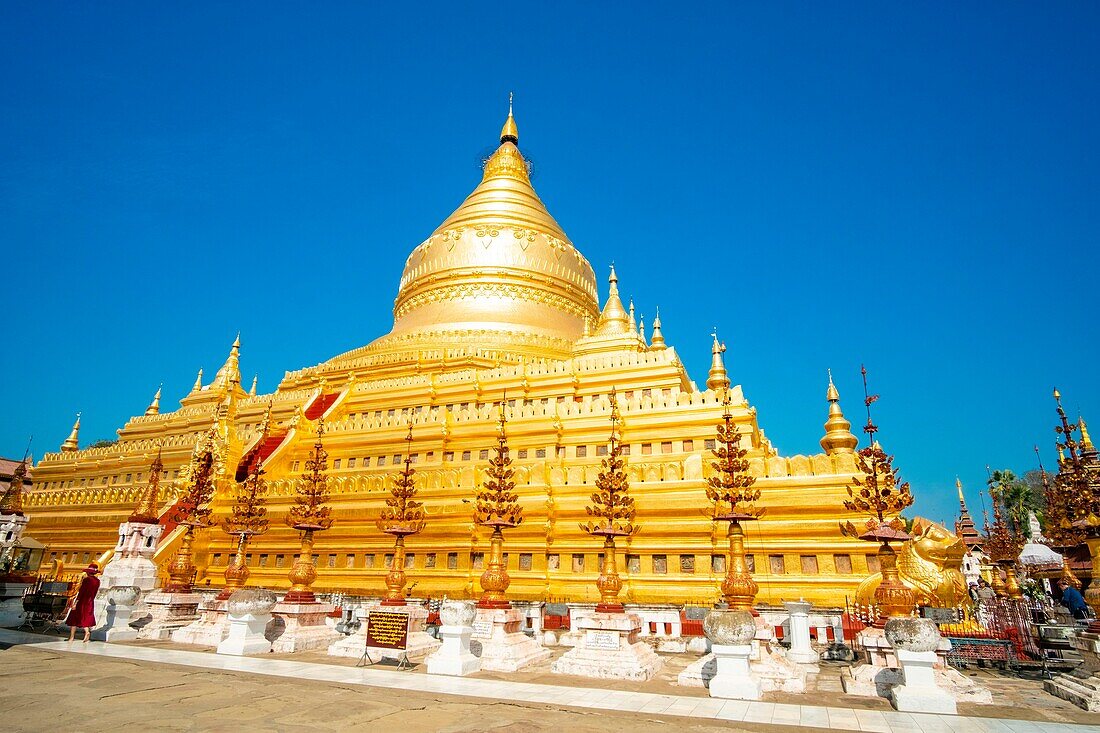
[678, 647, 807, 693]
[91, 604, 138, 642]
[172, 601, 228, 647]
[890, 685, 958, 714]
[270, 602, 339, 654]
[426, 625, 481, 676]
[551, 611, 663, 681]
[137, 592, 201, 641]
[471, 608, 551, 672]
[217, 612, 273, 656]
[842, 657, 992, 704]
[1045, 672, 1100, 712]
[0, 594, 29, 629]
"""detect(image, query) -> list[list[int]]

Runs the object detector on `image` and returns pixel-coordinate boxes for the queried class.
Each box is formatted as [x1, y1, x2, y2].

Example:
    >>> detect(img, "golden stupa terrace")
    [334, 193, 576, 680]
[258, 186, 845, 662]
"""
[24, 106, 878, 608]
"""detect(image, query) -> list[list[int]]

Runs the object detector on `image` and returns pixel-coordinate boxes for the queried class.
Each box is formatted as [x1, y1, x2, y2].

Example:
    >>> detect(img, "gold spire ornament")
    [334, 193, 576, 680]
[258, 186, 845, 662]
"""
[249, 375, 258, 396]
[192, 368, 203, 392]
[377, 425, 426, 605]
[128, 449, 164, 524]
[839, 366, 915, 625]
[61, 412, 81, 452]
[595, 265, 631, 336]
[474, 401, 523, 608]
[706, 390, 764, 611]
[220, 407, 272, 599]
[145, 385, 162, 416]
[649, 307, 667, 350]
[164, 428, 219, 593]
[1035, 446, 1082, 589]
[820, 371, 858, 455]
[706, 331, 730, 392]
[284, 417, 334, 603]
[500, 91, 518, 144]
[580, 389, 636, 612]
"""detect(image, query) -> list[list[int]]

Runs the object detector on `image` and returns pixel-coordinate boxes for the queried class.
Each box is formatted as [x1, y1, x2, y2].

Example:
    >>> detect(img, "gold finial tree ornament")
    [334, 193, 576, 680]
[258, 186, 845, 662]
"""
[1035, 446, 1083, 589]
[1052, 390, 1100, 620]
[284, 418, 334, 603]
[164, 428, 220, 593]
[706, 389, 764, 612]
[475, 400, 523, 609]
[377, 424, 426, 606]
[219, 406, 272, 599]
[839, 366, 915, 625]
[984, 471, 1026, 600]
[580, 389, 637, 613]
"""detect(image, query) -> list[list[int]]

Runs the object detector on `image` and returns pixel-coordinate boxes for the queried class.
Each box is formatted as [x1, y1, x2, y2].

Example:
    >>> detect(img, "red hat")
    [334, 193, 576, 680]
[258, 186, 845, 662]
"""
[83, 563, 100, 575]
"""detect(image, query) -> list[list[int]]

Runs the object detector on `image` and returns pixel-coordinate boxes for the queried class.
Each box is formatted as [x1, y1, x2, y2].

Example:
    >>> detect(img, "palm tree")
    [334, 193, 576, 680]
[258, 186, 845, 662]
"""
[988, 469, 1042, 537]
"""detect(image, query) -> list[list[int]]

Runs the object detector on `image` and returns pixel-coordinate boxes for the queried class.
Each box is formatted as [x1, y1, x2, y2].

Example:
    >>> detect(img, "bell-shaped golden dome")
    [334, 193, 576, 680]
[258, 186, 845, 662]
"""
[358, 103, 599, 363]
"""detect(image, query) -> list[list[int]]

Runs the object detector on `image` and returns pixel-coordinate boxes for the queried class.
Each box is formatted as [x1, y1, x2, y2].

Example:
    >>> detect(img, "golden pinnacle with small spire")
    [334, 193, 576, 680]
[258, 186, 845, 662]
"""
[145, 384, 162, 416]
[638, 314, 648, 348]
[249, 375, 258, 396]
[192, 368, 204, 392]
[594, 264, 631, 336]
[820, 370, 858, 455]
[706, 330, 730, 392]
[500, 91, 518, 144]
[649, 306, 667, 350]
[61, 412, 81, 452]
[129, 448, 164, 524]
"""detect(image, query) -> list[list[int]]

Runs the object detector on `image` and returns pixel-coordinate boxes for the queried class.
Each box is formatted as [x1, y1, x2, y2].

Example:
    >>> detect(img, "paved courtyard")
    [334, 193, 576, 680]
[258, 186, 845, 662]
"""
[2, 628, 1098, 732]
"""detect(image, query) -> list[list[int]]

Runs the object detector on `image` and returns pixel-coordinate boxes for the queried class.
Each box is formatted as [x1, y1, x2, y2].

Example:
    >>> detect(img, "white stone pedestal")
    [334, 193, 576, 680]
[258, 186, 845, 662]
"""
[217, 612, 274, 656]
[271, 601, 339, 653]
[551, 611, 663, 681]
[92, 603, 137, 642]
[1046, 629, 1100, 711]
[328, 603, 440, 661]
[709, 643, 762, 700]
[890, 649, 957, 714]
[426, 625, 481, 676]
[471, 607, 551, 672]
[0, 582, 31, 629]
[95, 521, 163, 623]
[137, 591, 201, 640]
[678, 619, 806, 693]
[783, 601, 820, 664]
[172, 599, 229, 647]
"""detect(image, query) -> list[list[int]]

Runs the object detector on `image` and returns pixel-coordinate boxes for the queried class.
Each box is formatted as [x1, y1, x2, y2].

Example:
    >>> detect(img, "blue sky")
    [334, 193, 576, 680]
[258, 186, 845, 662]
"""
[2, 3, 1097, 527]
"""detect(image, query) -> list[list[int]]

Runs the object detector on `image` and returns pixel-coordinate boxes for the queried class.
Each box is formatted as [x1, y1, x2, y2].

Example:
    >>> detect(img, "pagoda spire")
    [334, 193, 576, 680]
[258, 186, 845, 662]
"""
[595, 265, 631, 336]
[1081, 417, 1094, 452]
[60, 412, 81, 452]
[500, 92, 518, 145]
[0, 455, 28, 516]
[954, 477, 982, 551]
[649, 307, 667, 350]
[820, 370, 858, 455]
[128, 448, 164, 524]
[145, 384, 162, 416]
[249, 375, 258, 396]
[638, 314, 648, 348]
[192, 368, 204, 392]
[628, 298, 637, 334]
[706, 330, 730, 392]
[211, 333, 242, 391]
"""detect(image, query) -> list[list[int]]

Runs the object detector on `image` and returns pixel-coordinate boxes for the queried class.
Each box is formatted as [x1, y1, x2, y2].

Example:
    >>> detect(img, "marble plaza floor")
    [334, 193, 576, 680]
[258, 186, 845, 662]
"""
[2, 628, 1098, 733]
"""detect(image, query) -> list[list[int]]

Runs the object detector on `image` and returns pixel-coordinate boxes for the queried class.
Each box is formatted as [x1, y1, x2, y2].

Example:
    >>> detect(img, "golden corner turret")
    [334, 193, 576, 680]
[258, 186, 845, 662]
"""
[60, 413, 81, 453]
[820, 371, 858, 455]
[145, 385, 162, 416]
[649, 307, 667, 350]
[706, 331, 730, 392]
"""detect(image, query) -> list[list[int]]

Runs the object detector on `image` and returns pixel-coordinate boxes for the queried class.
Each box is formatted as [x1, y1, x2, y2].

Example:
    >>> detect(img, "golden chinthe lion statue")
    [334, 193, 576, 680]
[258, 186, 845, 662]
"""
[855, 518, 969, 609]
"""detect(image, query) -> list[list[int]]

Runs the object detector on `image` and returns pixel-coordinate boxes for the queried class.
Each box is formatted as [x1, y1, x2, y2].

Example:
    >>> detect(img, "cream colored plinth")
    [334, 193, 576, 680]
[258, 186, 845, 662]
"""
[328, 604, 439, 662]
[677, 642, 807, 693]
[550, 611, 663, 681]
[136, 591, 201, 641]
[1045, 630, 1100, 711]
[270, 602, 338, 654]
[841, 628, 992, 705]
[172, 600, 229, 647]
[217, 612, 274, 656]
[470, 607, 550, 672]
[425, 624, 480, 676]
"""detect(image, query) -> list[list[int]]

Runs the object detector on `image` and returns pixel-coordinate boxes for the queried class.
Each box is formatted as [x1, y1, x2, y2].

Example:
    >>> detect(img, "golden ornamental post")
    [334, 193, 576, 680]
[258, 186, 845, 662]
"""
[219, 409, 272, 600]
[705, 389, 764, 612]
[164, 431, 218, 593]
[284, 418, 334, 603]
[580, 389, 636, 613]
[475, 399, 523, 609]
[1035, 447, 1083, 589]
[839, 366, 915, 627]
[1053, 391, 1100, 622]
[377, 424, 426, 606]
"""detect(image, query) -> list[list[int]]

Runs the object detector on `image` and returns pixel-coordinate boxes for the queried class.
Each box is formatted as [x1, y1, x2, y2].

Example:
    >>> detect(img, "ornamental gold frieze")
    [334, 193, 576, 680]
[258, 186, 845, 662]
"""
[392, 278, 598, 323]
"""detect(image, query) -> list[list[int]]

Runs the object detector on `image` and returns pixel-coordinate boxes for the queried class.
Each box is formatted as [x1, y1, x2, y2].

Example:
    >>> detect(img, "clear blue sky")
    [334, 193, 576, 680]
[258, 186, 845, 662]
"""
[3, 3, 1097, 527]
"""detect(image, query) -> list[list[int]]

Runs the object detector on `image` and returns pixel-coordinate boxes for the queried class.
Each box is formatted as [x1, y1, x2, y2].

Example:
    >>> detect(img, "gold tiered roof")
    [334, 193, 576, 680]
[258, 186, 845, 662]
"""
[322, 102, 599, 377]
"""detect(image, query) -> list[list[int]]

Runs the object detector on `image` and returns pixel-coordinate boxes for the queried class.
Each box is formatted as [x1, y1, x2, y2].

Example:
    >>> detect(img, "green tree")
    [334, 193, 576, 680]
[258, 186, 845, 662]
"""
[988, 469, 1042, 537]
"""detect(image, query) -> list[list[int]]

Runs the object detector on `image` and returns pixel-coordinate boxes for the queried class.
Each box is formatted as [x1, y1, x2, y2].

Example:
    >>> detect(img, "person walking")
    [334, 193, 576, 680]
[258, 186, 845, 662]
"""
[65, 563, 100, 642]
[1057, 578, 1091, 620]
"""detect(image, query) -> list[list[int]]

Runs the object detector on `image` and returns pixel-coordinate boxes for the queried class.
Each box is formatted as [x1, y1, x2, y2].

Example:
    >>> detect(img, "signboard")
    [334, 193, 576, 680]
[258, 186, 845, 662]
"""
[586, 629, 621, 651]
[364, 610, 410, 651]
[471, 619, 493, 639]
[920, 607, 961, 624]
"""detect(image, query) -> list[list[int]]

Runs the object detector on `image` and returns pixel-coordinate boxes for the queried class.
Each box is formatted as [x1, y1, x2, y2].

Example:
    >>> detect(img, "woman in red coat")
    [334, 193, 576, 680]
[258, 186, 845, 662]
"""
[66, 564, 100, 642]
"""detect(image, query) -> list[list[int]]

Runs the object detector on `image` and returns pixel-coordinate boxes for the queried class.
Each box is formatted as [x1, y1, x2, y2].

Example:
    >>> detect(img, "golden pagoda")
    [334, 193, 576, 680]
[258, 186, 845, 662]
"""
[25, 102, 876, 606]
